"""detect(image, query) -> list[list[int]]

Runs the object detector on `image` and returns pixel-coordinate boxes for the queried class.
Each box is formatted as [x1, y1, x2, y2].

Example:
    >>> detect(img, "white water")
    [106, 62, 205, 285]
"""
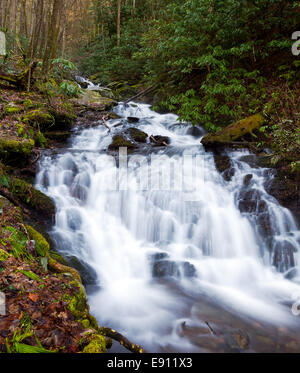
[36, 102, 300, 352]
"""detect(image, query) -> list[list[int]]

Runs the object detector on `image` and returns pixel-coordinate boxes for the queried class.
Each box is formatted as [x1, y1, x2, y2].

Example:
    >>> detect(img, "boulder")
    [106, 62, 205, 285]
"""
[127, 117, 140, 123]
[126, 128, 148, 143]
[108, 135, 135, 151]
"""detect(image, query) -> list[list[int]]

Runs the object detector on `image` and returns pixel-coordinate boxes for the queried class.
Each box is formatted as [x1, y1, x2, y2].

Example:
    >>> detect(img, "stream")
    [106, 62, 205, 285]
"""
[35, 101, 300, 353]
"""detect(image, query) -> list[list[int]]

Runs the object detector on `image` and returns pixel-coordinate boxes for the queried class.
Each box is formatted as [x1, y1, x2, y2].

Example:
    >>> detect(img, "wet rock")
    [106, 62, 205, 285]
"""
[264, 171, 300, 226]
[108, 135, 136, 151]
[182, 262, 197, 277]
[153, 260, 179, 278]
[243, 174, 253, 187]
[127, 117, 140, 123]
[44, 131, 71, 142]
[126, 128, 148, 143]
[213, 154, 235, 181]
[238, 189, 267, 214]
[150, 252, 169, 262]
[150, 135, 171, 147]
[152, 258, 196, 278]
[187, 126, 204, 137]
[272, 240, 296, 272]
[66, 256, 98, 286]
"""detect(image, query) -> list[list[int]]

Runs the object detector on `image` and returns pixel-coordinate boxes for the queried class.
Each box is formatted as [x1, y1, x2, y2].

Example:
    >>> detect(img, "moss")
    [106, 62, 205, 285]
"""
[0, 248, 10, 261]
[126, 128, 148, 143]
[108, 135, 135, 151]
[81, 319, 90, 329]
[48, 258, 82, 283]
[10, 177, 55, 216]
[201, 114, 265, 146]
[0, 137, 34, 161]
[4, 104, 21, 115]
[83, 335, 106, 353]
[22, 99, 34, 110]
[48, 105, 76, 131]
[22, 109, 55, 131]
[25, 225, 50, 257]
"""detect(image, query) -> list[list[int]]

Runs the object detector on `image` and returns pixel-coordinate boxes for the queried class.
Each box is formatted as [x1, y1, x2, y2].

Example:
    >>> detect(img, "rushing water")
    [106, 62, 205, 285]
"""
[36, 102, 300, 352]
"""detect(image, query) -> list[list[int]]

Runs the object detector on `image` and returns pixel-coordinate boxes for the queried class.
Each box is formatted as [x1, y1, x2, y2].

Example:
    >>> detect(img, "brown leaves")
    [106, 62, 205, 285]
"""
[28, 293, 39, 303]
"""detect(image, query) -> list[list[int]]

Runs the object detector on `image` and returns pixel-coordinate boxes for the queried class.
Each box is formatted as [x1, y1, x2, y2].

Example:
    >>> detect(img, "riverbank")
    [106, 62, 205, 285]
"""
[0, 82, 146, 353]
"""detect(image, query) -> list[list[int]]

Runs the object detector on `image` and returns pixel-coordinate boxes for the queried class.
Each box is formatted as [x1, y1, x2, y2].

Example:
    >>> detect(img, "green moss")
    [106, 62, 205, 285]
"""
[4, 104, 21, 115]
[0, 248, 10, 261]
[108, 135, 135, 151]
[22, 99, 34, 110]
[0, 138, 34, 160]
[81, 319, 90, 329]
[22, 109, 55, 131]
[126, 128, 148, 143]
[25, 225, 50, 257]
[10, 177, 55, 216]
[201, 114, 265, 146]
[83, 335, 106, 353]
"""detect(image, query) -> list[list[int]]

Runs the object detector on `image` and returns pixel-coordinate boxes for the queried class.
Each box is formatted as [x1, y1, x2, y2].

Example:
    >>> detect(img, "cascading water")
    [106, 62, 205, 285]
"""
[36, 102, 300, 352]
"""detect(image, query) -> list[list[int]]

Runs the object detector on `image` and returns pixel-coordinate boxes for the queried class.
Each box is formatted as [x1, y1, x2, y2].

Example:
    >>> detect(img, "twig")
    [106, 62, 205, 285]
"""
[99, 327, 146, 353]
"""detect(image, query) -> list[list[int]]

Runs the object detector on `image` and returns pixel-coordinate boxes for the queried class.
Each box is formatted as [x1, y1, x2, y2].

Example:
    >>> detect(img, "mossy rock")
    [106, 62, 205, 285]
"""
[83, 335, 106, 353]
[108, 135, 135, 151]
[0, 137, 34, 164]
[0, 248, 10, 261]
[48, 107, 76, 131]
[201, 114, 265, 147]
[25, 225, 50, 257]
[108, 112, 121, 120]
[22, 109, 55, 131]
[10, 177, 55, 217]
[126, 128, 148, 143]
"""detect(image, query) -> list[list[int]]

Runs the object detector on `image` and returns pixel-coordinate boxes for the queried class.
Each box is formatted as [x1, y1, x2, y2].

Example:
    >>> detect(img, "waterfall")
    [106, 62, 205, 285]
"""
[36, 102, 300, 352]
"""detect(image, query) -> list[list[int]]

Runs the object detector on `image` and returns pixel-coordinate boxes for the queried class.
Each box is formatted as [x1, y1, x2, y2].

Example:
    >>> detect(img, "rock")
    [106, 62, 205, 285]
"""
[77, 91, 116, 111]
[66, 256, 98, 286]
[10, 176, 55, 218]
[127, 117, 140, 123]
[126, 128, 148, 143]
[44, 131, 71, 142]
[25, 225, 50, 257]
[153, 260, 180, 278]
[243, 174, 253, 187]
[272, 240, 296, 272]
[108, 135, 135, 151]
[0, 137, 34, 165]
[22, 109, 55, 131]
[187, 126, 204, 137]
[213, 154, 235, 181]
[150, 135, 171, 146]
[152, 259, 196, 278]
[201, 114, 265, 147]
[264, 170, 300, 225]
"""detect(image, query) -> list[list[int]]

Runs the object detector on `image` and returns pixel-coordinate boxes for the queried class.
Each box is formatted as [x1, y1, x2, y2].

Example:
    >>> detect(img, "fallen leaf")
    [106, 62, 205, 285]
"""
[28, 293, 39, 303]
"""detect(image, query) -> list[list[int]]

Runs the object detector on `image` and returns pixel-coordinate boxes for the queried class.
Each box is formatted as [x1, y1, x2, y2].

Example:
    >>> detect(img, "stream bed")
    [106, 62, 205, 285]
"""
[35, 102, 300, 352]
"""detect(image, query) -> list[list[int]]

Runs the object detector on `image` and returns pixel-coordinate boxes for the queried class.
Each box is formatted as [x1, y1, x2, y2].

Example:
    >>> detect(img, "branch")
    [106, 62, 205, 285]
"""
[99, 327, 146, 353]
